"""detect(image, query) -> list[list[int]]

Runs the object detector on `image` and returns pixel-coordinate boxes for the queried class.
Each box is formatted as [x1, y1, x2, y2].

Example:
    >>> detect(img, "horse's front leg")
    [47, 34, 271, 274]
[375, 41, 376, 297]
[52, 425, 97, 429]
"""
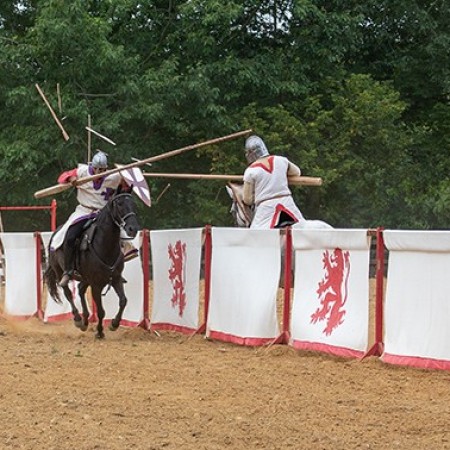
[109, 277, 127, 331]
[77, 281, 90, 332]
[91, 286, 106, 339]
[62, 285, 83, 327]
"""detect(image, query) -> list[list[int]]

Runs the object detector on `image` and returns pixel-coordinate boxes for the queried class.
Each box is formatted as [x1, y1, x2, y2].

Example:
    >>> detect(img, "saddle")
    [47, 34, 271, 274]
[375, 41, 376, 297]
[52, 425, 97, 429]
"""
[79, 219, 97, 252]
[273, 210, 297, 229]
[65, 220, 97, 278]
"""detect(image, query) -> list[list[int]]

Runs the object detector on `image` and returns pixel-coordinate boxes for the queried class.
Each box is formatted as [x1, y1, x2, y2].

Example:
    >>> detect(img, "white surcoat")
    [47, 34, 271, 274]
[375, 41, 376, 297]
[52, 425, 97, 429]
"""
[51, 164, 122, 250]
[243, 155, 304, 229]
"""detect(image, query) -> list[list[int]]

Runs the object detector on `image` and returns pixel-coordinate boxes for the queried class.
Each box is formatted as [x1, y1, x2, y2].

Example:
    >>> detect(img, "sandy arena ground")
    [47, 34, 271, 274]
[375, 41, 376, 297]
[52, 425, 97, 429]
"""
[1, 282, 450, 450]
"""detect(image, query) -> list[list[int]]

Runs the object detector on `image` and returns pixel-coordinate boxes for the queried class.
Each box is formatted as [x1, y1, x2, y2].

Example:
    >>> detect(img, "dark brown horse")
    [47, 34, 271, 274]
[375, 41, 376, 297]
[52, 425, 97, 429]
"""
[44, 187, 141, 338]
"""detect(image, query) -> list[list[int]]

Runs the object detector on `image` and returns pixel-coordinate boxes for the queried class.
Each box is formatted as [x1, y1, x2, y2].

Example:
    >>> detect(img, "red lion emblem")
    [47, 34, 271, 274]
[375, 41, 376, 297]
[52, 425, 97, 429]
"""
[310, 248, 350, 336]
[168, 240, 187, 316]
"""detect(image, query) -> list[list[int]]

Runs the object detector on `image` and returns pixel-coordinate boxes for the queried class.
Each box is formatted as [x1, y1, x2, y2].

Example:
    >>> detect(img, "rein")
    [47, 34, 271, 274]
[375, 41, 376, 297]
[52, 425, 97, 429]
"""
[89, 192, 136, 293]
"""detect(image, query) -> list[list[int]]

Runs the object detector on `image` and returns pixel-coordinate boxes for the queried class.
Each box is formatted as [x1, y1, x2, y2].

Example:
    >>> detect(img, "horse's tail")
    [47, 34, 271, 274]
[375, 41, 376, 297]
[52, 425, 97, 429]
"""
[44, 261, 62, 304]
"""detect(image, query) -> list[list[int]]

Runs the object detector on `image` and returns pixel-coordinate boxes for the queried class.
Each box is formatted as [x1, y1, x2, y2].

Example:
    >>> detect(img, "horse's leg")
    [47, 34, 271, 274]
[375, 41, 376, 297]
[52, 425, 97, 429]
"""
[109, 278, 127, 331]
[77, 281, 90, 332]
[61, 285, 84, 327]
[91, 285, 106, 339]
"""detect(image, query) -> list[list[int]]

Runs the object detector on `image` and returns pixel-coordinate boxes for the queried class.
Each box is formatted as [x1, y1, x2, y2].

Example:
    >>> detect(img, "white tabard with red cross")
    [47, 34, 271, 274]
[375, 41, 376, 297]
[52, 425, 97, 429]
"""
[290, 229, 371, 358]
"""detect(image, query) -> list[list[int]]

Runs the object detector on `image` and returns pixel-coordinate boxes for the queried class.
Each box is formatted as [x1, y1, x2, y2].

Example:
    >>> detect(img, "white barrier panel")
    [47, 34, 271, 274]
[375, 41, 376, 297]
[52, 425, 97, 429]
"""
[41, 232, 84, 322]
[383, 230, 450, 370]
[0, 232, 39, 318]
[102, 232, 144, 327]
[150, 228, 203, 334]
[291, 229, 371, 358]
[207, 228, 281, 346]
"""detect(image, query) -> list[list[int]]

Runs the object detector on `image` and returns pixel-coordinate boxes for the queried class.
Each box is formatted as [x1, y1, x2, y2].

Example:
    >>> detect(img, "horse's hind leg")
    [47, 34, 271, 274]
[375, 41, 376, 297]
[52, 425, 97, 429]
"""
[91, 286, 106, 339]
[110, 279, 127, 331]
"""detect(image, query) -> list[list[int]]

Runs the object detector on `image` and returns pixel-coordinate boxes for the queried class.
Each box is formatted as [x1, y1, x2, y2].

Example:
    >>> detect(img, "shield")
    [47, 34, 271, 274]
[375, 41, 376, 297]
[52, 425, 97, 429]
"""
[120, 167, 151, 207]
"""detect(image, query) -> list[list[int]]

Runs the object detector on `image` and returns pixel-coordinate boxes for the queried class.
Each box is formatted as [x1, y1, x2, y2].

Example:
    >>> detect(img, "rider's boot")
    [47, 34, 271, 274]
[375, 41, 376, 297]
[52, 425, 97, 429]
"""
[121, 240, 139, 262]
[60, 245, 76, 288]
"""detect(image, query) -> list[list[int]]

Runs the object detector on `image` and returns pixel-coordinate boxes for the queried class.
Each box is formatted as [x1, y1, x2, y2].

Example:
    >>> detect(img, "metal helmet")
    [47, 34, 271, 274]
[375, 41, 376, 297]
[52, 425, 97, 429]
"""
[91, 150, 108, 169]
[244, 135, 269, 164]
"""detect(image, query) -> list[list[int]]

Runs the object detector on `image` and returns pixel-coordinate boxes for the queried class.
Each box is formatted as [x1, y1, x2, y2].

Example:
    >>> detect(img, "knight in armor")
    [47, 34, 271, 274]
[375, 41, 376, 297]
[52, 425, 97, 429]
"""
[242, 135, 304, 229]
[54, 150, 137, 288]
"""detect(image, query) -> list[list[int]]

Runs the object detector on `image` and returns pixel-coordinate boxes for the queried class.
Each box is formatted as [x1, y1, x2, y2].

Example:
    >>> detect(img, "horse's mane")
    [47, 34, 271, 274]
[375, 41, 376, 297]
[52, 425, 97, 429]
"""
[226, 182, 254, 228]
[95, 185, 132, 225]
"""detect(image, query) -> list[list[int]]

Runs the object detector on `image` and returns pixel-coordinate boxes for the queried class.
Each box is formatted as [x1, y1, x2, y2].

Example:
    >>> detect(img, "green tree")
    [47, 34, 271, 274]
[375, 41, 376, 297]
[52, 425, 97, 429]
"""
[0, 0, 448, 230]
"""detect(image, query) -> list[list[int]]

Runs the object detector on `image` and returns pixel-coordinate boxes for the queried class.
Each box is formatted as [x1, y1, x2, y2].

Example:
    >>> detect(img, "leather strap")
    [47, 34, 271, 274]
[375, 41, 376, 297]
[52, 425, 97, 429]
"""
[256, 193, 291, 207]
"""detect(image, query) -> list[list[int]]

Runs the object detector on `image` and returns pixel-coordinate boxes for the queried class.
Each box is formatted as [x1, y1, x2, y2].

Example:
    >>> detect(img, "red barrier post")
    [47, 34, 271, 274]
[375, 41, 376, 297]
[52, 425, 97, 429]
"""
[50, 199, 57, 231]
[374, 227, 385, 353]
[267, 227, 292, 346]
[281, 227, 293, 344]
[203, 225, 212, 331]
[140, 229, 150, 330]
[0, 201, 57, 231]
[191, 225, 212, 336]
[363, 227, 385, 358]
[35, 232, 44, 320]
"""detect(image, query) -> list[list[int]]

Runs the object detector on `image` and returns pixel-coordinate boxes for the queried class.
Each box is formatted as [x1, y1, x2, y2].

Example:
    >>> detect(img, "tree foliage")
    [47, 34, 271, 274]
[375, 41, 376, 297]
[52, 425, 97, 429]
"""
[0, 0, 448, 231]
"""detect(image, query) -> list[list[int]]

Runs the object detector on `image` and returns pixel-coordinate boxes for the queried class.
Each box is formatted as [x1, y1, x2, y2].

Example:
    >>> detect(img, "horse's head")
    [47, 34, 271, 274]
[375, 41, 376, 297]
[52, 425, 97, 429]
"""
[226, 183, 254, 228]
[108, 186, 140, 238]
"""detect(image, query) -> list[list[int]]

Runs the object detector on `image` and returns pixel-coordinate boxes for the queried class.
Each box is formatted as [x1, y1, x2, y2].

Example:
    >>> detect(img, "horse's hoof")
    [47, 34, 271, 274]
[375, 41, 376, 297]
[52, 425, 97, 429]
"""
[74, 319, 83, 329]
[79, 322, 88, 332]
[109, 322, 119, 331]
[95, 333, 105, 339]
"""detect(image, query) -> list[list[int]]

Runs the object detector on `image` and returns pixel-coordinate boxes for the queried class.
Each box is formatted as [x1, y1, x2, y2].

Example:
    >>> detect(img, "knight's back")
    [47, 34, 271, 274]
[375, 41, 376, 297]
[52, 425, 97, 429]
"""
[245, 155, 292, 203]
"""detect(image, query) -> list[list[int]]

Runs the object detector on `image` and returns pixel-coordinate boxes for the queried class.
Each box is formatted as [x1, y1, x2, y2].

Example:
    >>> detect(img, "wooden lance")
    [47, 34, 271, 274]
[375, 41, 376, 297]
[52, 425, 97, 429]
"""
[85, 126, 116, 146]
[35, 84, 70, 141]
[142, 172, 322, 186]
[34, 129, 253, 199]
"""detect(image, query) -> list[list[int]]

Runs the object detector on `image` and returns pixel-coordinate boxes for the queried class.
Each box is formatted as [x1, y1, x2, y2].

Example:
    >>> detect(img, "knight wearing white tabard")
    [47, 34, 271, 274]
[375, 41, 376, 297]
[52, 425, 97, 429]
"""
[242, 135, 304, 229]
[52, 150, 129, 287]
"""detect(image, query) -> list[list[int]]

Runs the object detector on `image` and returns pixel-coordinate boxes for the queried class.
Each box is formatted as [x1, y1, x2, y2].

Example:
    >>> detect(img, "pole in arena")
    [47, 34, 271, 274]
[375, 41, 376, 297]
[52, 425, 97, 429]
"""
[85, 126, 117, 146]
[131, 157, 152, 168]
[87, 115, 92, 163]
[0, 202, 57, 232]
[155, 183, 171, 203]
[142, 172, 323, 187]
[56, 83, 62, 114]
[34, 129, 253, 199]
[35, 84, 69, 141]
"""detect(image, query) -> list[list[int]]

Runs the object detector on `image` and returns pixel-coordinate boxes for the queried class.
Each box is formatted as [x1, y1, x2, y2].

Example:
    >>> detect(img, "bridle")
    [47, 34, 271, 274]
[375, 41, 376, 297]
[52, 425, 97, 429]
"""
[108, 193, 137, 231]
